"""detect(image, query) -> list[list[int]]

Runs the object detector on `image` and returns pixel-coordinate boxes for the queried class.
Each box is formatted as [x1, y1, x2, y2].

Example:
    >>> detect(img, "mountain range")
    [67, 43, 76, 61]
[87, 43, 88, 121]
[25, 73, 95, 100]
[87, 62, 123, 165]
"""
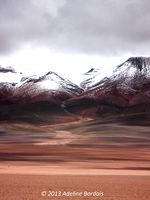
[0, 57, 150, 124]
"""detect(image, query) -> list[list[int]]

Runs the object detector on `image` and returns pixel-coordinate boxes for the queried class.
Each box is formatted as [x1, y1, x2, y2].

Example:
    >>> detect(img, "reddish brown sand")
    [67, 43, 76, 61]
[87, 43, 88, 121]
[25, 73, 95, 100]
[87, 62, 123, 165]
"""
[0, 121, 150, 199]
[0, 174, 150, 200]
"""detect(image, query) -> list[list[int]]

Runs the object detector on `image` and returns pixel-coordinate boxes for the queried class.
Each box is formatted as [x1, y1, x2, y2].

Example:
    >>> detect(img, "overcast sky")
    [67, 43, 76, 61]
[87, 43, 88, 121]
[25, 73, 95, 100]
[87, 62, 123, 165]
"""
[0, 0, 150, 83]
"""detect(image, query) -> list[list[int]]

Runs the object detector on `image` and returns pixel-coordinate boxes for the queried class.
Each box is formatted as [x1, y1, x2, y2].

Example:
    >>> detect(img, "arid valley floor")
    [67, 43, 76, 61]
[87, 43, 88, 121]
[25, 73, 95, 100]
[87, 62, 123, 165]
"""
[0, 118, 150, 199]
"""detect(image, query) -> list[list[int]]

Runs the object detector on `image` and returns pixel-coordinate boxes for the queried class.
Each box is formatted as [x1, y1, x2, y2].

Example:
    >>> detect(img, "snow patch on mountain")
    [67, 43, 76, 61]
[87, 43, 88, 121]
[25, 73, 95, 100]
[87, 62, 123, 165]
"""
[80, 67, 114, 90]
[39, 71, 83, 94]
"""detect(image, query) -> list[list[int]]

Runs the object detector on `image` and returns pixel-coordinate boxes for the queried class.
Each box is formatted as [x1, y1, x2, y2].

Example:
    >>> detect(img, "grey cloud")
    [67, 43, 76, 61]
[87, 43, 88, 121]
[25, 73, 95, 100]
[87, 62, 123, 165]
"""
[0, 0, 62, 53]
[0, 0, 150, 55]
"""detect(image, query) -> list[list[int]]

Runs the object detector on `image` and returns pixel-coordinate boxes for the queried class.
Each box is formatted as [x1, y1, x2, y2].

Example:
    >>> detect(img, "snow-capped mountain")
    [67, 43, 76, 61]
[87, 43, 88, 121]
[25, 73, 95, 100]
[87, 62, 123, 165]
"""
[0, 65, 83, 94]
[1, 57, 150, 106]
[65, 57, 150, 117]
[80, 66, 115, 90]
[96, 57, 150, 102]
[80, 68, 101, 89]
[112, 57, 150, 83]
[1, 57, 150, 122]
[81, 57, 150, 91]
[101, 57, 150, 97]
[0, 66, 83, 104]
[15, 71, 83, 98]
[20, 71, 83, 94]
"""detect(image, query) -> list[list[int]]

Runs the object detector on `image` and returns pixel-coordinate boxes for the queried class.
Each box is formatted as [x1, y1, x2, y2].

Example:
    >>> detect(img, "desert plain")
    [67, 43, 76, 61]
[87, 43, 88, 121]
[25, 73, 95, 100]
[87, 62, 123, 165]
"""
[0, 118, 150, 200]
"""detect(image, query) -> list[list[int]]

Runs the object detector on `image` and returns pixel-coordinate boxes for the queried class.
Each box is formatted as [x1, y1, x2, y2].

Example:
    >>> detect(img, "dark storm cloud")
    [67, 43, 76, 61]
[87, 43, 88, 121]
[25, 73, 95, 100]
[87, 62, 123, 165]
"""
[0, 0, 150, 55]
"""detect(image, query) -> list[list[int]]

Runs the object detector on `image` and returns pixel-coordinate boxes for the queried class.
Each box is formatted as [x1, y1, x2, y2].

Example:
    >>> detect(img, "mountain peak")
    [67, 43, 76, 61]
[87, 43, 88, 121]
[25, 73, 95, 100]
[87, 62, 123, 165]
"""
[45, 71, 56, 76]
[127, 57, 150, 70]
[118, 57, 150, 71]
[127, 56, 150, 62]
